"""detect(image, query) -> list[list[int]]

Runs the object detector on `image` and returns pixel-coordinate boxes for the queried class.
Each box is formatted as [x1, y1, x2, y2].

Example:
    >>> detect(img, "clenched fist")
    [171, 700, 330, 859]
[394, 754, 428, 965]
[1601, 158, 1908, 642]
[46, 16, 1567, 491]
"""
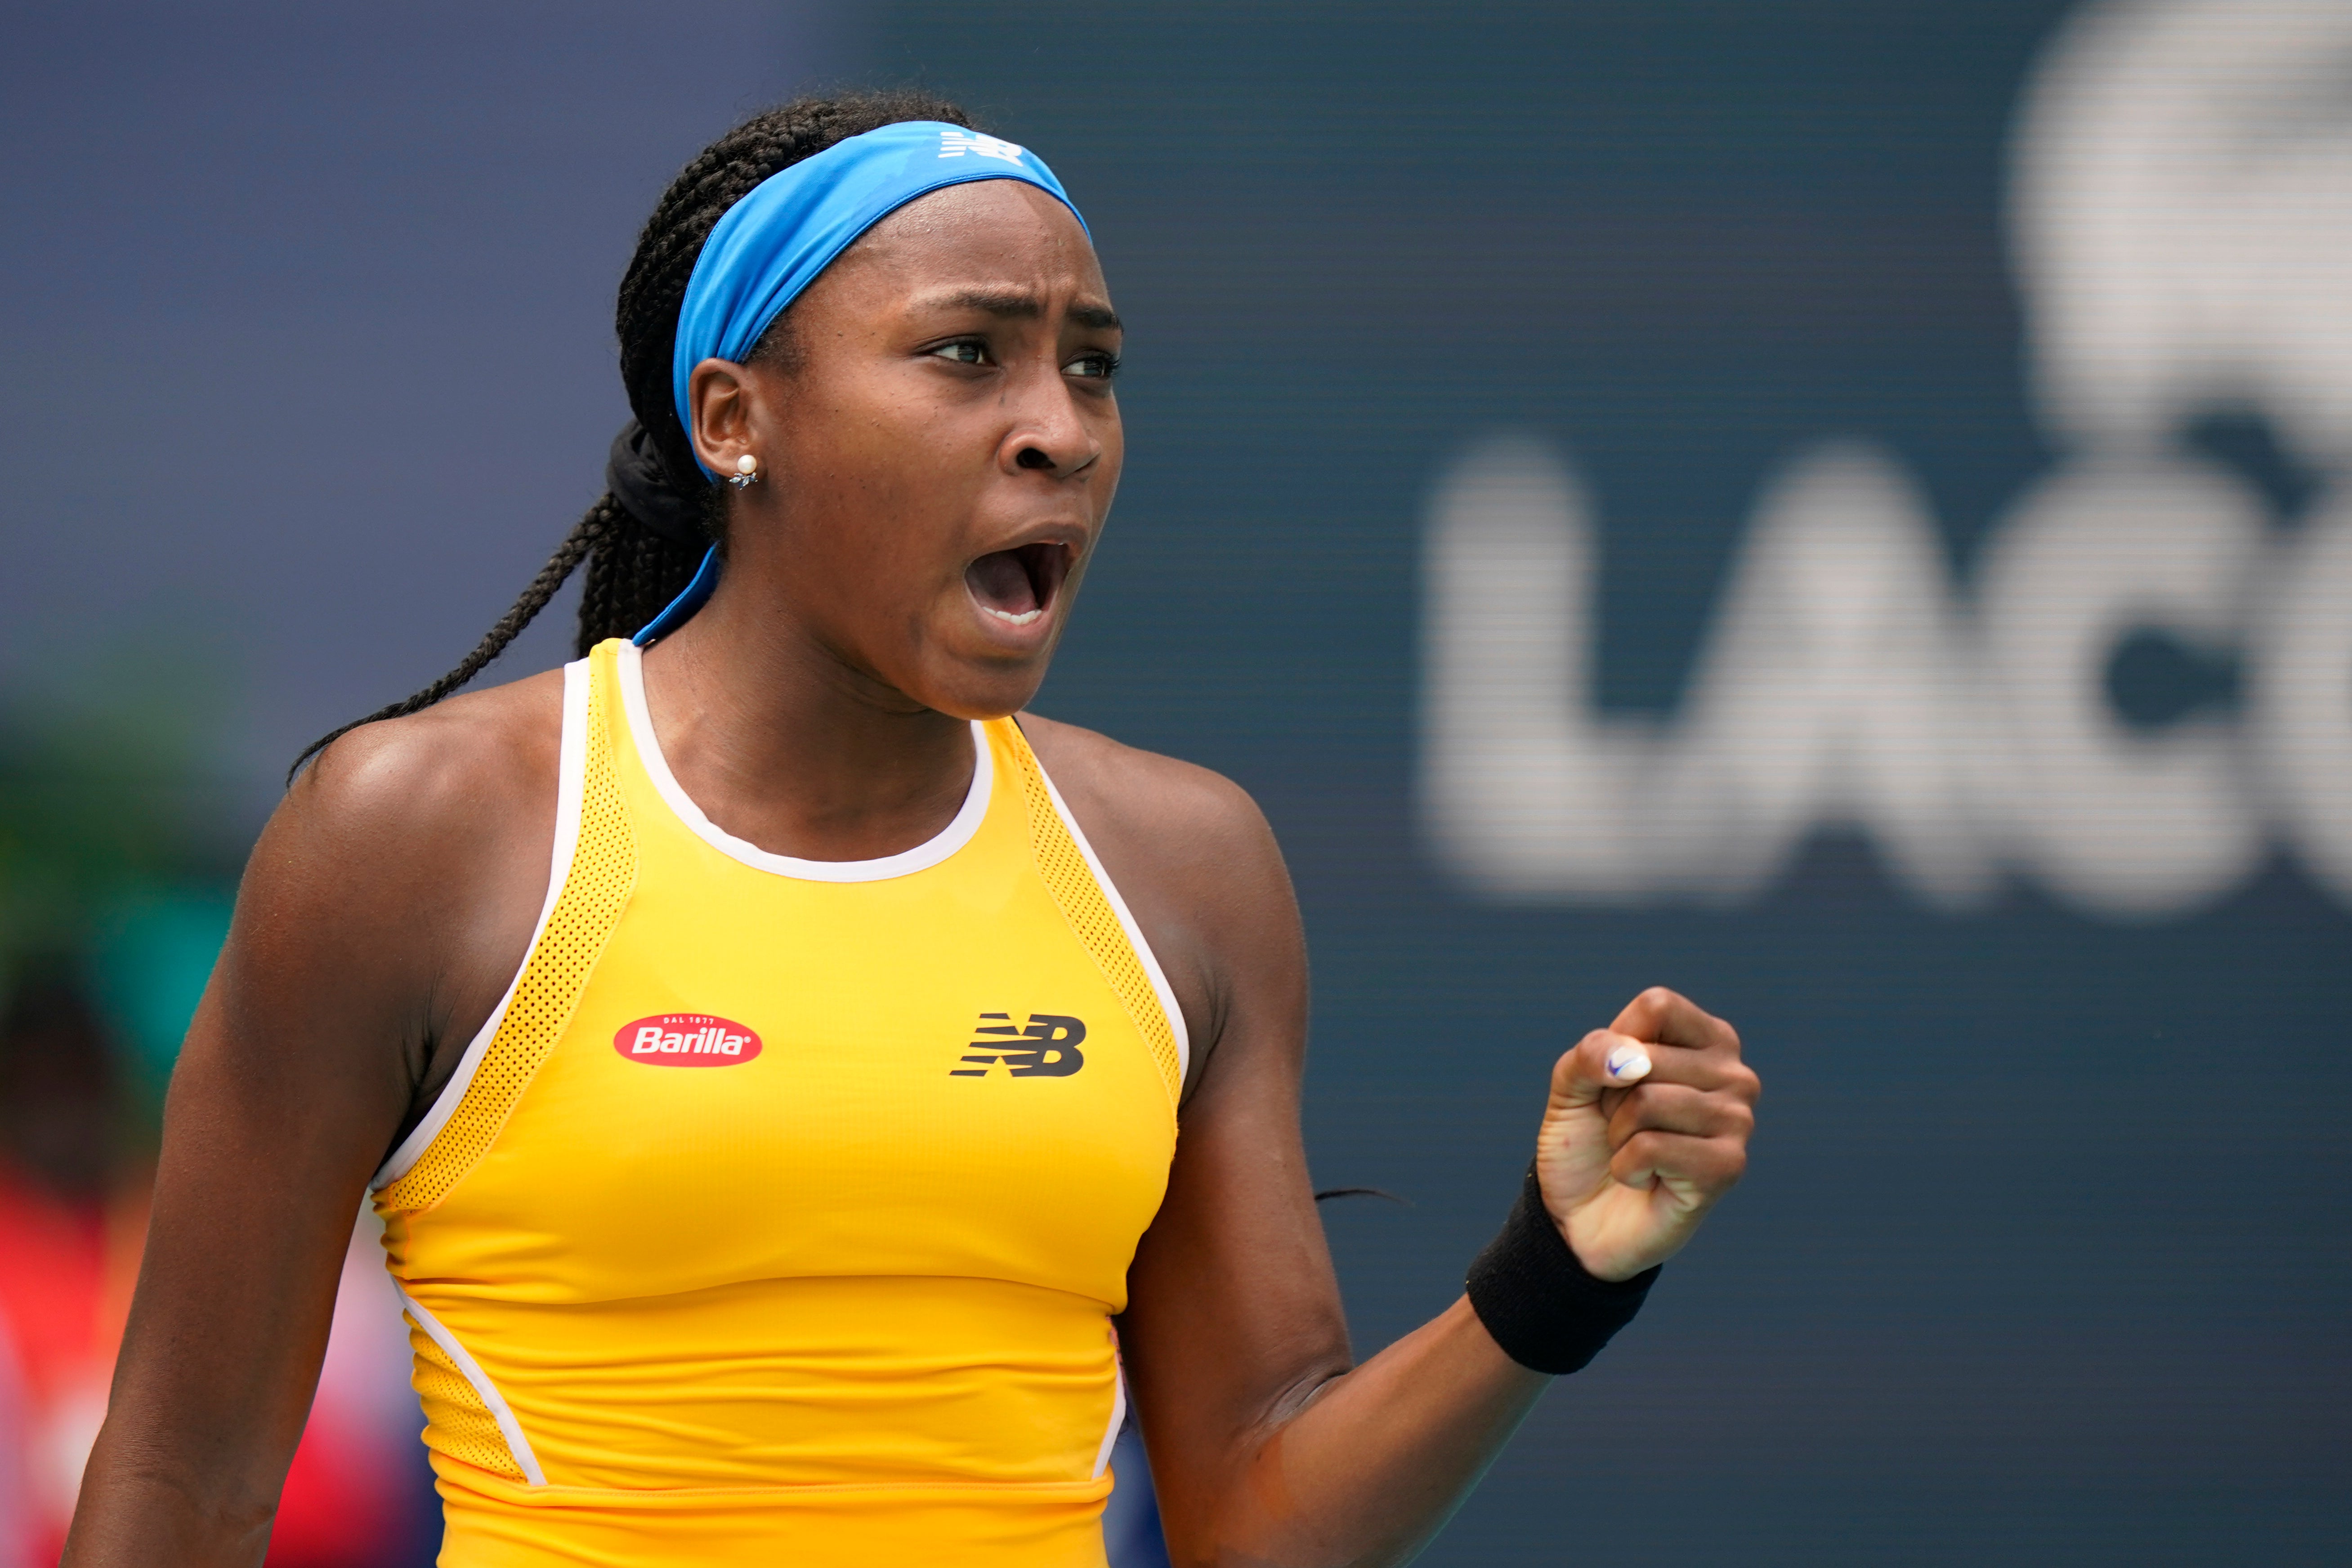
[1537, 987, 1759, 1281]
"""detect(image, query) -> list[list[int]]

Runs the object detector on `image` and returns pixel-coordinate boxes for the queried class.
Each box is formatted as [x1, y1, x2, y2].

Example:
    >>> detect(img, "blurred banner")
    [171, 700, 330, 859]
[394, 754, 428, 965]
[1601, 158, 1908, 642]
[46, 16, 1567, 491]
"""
[2, 3, 2345, 1566]
[1423, 0, 2352, 920]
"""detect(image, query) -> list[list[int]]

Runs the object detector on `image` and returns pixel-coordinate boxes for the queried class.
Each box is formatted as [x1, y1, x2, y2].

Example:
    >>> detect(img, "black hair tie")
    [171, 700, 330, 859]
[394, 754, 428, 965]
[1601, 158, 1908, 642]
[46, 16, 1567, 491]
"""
[604, 420, 710, 545]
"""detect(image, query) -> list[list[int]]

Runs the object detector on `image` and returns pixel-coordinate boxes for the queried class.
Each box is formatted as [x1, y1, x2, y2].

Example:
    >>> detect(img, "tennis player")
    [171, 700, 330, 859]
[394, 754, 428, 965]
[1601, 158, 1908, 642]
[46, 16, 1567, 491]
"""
[65, 95, 1758, 1567]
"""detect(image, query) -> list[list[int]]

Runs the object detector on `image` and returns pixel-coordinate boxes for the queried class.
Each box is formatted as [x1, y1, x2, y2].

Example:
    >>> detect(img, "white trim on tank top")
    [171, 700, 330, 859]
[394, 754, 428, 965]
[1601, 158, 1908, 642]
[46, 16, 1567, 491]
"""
[371, 658, 590, 1192]
[1027, 755, 1192, 1086]
[1091, 1365, 1129, 1480]
[394, 1285, 547, 1486]
[617, 640, 992, 883]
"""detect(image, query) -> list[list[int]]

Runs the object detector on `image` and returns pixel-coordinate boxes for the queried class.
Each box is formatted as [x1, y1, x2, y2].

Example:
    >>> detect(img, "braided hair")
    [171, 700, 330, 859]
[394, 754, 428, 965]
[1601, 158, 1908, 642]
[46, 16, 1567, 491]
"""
[291, 91, 975, 779]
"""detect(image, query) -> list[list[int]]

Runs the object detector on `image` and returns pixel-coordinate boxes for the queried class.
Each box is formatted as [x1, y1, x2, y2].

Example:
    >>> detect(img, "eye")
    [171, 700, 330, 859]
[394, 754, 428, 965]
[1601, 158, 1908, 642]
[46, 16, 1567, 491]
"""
[928, 340, 992, 366]
[1065, 351, 1121, 381]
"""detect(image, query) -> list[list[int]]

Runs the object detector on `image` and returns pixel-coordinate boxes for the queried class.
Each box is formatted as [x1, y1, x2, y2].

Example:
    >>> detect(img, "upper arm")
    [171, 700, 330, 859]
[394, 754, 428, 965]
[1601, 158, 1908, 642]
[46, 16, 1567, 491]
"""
[1019, 719, 1345, 1521]
[72, 684, 556, 1551]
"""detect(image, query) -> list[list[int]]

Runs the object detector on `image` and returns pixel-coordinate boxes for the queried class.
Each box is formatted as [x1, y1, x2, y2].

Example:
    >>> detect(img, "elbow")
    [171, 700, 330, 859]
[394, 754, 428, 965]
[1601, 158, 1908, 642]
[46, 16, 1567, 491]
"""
[65, 1427, 283, 1568]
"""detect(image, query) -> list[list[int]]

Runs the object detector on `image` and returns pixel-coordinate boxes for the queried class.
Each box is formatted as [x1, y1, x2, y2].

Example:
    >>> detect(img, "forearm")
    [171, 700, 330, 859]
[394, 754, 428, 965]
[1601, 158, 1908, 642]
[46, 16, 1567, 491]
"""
[1176, 1298, 1547, 1568]
[63, 1275, 317, 1568]
[63, 969, 392, 1567]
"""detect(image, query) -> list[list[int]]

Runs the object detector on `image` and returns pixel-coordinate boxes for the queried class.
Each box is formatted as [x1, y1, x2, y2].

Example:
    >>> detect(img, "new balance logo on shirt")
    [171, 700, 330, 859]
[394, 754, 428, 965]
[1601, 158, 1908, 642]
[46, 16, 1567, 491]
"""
[937, 130, 1027, 165]
[952, 1012, 1086, 1077]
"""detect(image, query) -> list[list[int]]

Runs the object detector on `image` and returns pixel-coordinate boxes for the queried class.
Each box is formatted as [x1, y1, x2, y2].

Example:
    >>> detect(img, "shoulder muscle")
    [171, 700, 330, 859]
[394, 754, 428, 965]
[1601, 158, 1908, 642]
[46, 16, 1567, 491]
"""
[235, 669, 566, 1149]
[1018, 713, 1304, 1095]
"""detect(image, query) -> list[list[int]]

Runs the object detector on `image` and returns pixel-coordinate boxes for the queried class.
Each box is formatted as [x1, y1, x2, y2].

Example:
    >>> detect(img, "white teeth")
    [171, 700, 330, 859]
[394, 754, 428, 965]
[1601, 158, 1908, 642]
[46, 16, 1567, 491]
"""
[983, 606, 1043, 626]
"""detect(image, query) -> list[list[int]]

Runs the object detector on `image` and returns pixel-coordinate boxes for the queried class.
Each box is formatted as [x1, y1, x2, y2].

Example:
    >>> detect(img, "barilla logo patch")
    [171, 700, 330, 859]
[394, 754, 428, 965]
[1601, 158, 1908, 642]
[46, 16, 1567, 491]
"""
[614, 1013, 762, 1067]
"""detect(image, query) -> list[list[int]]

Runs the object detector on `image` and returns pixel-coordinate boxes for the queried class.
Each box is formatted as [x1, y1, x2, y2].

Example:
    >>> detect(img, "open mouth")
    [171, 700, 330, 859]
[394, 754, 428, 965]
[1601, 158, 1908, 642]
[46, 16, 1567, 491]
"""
[964, 542, 1071, 629]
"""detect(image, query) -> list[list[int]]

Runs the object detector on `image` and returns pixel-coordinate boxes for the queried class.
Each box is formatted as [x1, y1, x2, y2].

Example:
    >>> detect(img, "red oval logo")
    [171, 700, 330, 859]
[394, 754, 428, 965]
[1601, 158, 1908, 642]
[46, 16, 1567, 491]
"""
[613, 1013, 762, 1068]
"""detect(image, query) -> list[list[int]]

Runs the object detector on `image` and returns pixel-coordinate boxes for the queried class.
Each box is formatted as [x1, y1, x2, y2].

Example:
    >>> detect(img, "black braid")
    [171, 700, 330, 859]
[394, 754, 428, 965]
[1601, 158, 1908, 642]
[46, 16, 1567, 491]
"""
[291, 90, 974, 782]
[579, 512, 706, 652]
[288, 499, 619, 774]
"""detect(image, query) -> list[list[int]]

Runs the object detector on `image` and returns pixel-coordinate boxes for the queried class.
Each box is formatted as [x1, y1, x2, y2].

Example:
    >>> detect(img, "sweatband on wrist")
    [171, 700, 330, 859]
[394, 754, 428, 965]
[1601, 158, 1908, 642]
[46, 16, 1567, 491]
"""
[1465, 1163, 1659, 1376]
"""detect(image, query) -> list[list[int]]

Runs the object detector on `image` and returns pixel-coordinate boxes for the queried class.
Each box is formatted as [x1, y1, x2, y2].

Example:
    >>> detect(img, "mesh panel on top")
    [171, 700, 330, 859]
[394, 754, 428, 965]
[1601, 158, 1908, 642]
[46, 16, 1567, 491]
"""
[409, 1322, 525, 1479]
[1003, 724, 1184, 1114]
[380, 655, 639, 1215]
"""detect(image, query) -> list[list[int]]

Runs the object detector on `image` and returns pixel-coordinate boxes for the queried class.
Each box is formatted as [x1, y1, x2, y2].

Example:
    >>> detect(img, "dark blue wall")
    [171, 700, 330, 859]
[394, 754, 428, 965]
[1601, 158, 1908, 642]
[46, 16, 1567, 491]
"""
[874, 4, 2351, 1562]
[0, 0, 863, 782]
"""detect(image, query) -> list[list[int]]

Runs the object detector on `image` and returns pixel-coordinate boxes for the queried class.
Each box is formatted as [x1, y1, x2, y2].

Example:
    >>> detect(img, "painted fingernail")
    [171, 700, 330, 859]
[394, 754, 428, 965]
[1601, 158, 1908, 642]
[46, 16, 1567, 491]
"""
[1605, 1042, 1652, 1082]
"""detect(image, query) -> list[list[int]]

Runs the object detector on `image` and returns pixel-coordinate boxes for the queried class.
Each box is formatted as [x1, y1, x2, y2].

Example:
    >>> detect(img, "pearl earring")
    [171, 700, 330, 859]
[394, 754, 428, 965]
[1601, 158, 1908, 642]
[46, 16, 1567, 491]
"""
[728, 452, 760, 491]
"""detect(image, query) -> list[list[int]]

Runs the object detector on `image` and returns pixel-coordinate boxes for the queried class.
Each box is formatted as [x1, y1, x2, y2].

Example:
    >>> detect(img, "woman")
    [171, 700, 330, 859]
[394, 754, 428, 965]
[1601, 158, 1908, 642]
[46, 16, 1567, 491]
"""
[65, 94, 1758, 1566]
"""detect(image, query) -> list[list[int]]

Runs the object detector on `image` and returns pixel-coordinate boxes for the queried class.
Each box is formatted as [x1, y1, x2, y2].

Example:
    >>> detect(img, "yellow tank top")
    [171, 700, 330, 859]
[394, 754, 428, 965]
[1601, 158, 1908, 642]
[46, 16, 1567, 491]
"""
[370, 639, 1185, 1566]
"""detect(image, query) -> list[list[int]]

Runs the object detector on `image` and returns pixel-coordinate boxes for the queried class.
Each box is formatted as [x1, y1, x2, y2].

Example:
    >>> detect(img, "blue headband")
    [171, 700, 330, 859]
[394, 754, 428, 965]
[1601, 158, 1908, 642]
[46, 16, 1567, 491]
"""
[635, 121, 1085, 645]
[669, 120, 1087, 466]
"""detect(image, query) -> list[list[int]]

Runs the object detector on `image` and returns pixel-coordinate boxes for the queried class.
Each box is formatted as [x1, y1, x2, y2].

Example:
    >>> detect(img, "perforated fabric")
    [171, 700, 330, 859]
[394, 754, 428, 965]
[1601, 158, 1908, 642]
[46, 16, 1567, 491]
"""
[379, 668, 638, 1216]
[409, 1323, 525, 1479]
[1003, 726, 1184, 1115]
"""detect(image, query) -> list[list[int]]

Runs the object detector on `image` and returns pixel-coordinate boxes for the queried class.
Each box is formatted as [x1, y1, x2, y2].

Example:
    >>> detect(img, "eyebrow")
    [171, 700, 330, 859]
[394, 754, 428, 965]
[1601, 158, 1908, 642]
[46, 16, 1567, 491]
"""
[914, 287, 1122, 332]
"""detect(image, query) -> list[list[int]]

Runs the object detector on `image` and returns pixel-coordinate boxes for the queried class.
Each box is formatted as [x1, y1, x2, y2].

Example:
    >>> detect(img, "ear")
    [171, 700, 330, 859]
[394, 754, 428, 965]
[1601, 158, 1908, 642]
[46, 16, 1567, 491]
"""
[685, 357, 760, 477]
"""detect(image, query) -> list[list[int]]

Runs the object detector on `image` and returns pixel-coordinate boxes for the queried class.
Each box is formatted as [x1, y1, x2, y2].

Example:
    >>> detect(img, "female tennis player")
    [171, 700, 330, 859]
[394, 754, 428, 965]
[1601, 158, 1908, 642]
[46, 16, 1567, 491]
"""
[64, 95, 1757, 1567]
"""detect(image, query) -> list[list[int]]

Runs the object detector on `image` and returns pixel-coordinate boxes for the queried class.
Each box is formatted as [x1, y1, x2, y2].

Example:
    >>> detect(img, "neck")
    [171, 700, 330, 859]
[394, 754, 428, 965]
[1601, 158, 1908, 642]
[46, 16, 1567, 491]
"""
[633, 578, 977, 864]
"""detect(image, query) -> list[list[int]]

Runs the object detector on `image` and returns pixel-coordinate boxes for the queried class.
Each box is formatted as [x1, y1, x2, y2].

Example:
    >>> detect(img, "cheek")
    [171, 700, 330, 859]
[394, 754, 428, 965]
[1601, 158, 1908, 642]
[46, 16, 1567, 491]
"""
[798, 390, 978, 514]
[782, 460, 963, 623]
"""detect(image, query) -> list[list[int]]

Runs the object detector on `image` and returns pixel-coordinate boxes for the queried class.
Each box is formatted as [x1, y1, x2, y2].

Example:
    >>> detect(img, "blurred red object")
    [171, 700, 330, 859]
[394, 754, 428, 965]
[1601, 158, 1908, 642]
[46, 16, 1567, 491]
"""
[0, 971, 429, 1567]
[0, 1161, 139, 1566]
[261, 1234, 425, 1567]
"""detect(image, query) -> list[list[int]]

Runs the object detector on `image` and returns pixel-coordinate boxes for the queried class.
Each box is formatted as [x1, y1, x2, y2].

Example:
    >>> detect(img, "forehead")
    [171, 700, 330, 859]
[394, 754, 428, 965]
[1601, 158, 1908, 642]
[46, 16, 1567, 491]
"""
[825, 180, 1108, 301]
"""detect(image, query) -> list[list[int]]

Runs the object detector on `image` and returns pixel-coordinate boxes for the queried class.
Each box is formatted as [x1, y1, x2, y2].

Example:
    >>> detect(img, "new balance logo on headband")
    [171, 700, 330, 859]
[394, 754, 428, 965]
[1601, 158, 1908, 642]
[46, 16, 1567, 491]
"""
[938, 130, 1027, 165]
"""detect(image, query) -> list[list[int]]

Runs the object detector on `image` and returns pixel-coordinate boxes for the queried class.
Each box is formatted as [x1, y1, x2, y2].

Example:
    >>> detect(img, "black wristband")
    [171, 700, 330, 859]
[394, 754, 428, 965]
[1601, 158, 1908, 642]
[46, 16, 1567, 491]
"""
[1465, 1163, 1659, 1375]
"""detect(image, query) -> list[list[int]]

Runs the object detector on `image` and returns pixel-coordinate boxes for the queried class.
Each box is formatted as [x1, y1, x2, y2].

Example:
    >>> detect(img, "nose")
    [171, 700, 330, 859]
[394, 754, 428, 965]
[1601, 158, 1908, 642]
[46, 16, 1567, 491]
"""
[996, 376, 1100, 480]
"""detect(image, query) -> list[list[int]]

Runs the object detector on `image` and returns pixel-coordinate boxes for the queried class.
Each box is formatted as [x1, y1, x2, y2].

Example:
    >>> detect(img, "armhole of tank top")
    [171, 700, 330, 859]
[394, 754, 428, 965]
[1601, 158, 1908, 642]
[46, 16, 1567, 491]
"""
[1025, 750, 1192, 1090]
[371, 658, 590, 1191]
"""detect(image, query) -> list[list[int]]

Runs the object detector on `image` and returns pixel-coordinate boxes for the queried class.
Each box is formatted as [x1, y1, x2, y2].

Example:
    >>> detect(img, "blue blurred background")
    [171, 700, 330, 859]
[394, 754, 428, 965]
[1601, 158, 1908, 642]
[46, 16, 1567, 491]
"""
[2, 2, 2346, 1564]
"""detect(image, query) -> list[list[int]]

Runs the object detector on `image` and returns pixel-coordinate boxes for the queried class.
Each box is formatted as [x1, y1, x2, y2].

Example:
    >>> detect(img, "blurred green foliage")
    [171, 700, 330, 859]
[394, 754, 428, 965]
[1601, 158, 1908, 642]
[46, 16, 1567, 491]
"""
[92, 890, 237, 1101]
[0, 657, 249, 1100]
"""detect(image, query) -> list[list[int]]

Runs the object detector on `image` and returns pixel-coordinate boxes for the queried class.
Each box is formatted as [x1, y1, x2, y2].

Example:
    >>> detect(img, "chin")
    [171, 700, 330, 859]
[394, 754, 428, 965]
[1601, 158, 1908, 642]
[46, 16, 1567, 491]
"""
[908, 655, 1053, 723]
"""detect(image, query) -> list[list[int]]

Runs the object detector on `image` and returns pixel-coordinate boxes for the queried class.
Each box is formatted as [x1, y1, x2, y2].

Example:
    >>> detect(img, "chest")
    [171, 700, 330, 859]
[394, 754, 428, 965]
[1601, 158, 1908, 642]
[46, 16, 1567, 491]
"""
[414, 858, 1177, 1309]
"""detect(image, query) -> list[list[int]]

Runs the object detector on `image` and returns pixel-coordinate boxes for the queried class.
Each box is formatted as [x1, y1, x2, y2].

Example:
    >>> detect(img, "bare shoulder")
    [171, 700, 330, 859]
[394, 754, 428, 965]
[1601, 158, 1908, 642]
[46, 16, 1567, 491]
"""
[201, 667, 572, 1148]
[1018, 714, 1301, 1083]
[290, 669, 565, 845]
[237, 667, 568, 1019]
[1017, 711, 1280, 876]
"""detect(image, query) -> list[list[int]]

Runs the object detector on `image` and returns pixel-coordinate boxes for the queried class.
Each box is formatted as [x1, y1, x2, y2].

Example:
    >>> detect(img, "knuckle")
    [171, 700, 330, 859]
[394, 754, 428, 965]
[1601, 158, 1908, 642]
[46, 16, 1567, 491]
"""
[1569, 1031, 1615, 1071]
[1637, 984, 1680, 1012]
